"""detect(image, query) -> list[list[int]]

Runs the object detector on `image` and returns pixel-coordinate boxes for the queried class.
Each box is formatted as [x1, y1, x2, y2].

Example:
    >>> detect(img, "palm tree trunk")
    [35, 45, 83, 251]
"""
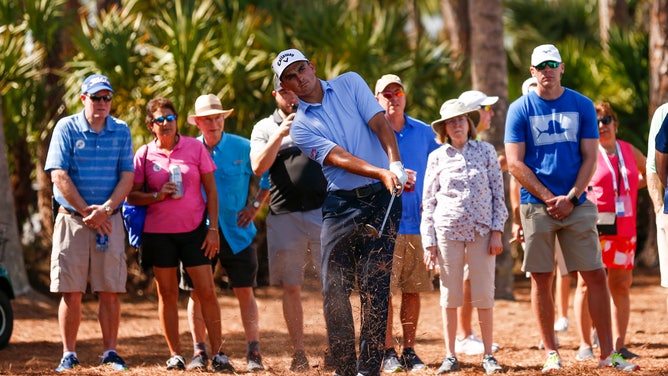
[0, 104, 31, 295]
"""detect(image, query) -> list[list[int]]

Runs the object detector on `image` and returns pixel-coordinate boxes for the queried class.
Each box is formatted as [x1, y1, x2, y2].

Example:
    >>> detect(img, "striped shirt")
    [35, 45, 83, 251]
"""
[45, 110, 134, 211]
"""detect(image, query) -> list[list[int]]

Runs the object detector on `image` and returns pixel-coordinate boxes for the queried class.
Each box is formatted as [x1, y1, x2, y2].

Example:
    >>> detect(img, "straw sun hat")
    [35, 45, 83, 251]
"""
[187, 94, 234, 125]
[430, 99, 480, 136]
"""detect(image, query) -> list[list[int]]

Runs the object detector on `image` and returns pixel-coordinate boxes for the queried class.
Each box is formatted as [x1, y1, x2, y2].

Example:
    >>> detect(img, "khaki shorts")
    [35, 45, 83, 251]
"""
[267, 209, 322, 286]
[521, 201, 603, 273]
[390, 234, 433, 294]
[436, 232, 495, 309]
[50, 212, 127, 293]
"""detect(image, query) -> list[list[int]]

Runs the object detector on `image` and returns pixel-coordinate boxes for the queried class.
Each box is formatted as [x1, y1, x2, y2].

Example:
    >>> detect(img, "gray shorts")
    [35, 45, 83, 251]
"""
[521, 201, 603, 273]
[50, 213, 127, 293]
[267, 209, 322, 286]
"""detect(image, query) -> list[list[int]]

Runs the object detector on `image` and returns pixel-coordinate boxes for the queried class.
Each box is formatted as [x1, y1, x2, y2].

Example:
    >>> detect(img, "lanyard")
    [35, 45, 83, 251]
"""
[599, 142, 630, 196]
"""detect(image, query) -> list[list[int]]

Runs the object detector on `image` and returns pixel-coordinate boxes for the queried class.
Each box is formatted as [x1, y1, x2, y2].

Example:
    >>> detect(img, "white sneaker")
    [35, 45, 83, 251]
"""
[454, 334, 499, 355]
[599, 352, 640, 371]
[553, 317, 569, 332]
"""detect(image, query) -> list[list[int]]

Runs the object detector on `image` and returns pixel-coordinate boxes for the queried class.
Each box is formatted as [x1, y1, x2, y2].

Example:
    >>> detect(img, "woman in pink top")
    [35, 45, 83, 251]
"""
[421, 99, 507, 374]
[126, 97, 231, 371]
[573, 102, 646, 361]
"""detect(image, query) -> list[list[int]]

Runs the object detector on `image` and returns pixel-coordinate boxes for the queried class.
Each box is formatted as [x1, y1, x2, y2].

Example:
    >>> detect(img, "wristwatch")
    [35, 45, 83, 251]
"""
[153, 192, 159, 200]
[252, 201, 261, 209]
[567, 193, 579, 206]
[104, 205, 113, 216]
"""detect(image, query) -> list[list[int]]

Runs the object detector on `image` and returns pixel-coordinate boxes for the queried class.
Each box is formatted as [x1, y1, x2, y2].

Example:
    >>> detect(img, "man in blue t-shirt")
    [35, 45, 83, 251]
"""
[272, 49, 408, 376]
[504, 44, 638, 372]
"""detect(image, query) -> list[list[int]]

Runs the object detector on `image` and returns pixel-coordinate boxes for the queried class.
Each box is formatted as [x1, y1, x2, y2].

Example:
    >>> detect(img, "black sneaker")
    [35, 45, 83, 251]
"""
[186, 352, 208, 371]
[401, 347, 427, 371]
[100, 351, 129, 371]
[436, 356, 459, 374]
[212, 352, 235, 373]
[246, 350, 265, 371]
[166, 355, 186, 371]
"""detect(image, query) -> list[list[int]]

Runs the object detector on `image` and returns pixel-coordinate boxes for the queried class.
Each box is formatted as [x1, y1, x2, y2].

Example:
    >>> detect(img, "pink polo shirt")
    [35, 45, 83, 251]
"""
[134, 136, 216, 234]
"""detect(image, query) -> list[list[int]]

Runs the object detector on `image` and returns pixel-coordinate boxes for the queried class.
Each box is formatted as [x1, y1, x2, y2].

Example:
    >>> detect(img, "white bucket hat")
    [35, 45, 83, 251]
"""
[431, 99, 480, 134]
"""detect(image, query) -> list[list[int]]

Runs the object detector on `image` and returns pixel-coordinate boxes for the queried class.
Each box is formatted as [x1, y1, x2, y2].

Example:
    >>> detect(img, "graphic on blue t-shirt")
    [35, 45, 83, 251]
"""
[530, 111, 579, 146]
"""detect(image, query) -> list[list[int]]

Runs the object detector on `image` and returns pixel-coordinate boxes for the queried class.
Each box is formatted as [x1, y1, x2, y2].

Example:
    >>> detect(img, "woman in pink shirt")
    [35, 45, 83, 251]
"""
[421, 99, 507, 374]
[573, 102, 646, 361]
[126, 97, 232, 371]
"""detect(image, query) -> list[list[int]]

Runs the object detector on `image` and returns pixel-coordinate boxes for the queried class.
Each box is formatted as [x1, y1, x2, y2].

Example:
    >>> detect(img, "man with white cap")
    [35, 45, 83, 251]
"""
[273, 49, 407, 376]
[181, 94, 270, 372]
[373, 74, 439, 372]
[458, 90, 499, 136]
[504, 44, 639, 372]
[45, 73, 134, 372]
[249, 76, 328, 372]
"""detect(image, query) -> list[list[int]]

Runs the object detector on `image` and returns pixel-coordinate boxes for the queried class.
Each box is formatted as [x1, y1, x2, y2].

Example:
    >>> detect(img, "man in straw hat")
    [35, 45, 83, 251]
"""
[273, 49, 407, 376]
[180, 94, 270, 372]
[504, 44, 638, 372]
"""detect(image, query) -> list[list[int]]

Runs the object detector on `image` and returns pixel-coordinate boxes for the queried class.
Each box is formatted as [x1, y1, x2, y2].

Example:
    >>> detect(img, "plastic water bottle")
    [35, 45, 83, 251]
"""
[96, 233, 108, 252]
[169, 164, 183, 199]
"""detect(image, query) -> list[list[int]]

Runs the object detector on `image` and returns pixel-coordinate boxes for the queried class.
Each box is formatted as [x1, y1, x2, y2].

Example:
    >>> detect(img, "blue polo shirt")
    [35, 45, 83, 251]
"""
[45, 110, 134, 211]
[198, 133, 270, 254]
[290, 72, 387, 191]
[396, 115, 440, 234]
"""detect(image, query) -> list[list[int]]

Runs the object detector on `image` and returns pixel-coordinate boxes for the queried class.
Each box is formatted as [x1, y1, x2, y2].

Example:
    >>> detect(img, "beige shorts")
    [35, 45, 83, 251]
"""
[521, 201, 603, 273]
[390, 234, 433, 294]
[50, 212, 127, 293]
[436, 232, 495, 309]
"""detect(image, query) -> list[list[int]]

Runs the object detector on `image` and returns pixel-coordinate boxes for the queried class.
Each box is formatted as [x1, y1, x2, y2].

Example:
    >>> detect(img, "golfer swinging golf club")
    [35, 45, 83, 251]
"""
[272, 48, 407, 376]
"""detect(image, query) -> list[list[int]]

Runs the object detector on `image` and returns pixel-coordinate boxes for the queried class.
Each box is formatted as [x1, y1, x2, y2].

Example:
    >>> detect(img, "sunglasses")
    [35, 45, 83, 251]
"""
[88, 94, 113, 102]
[598, 115, 613, 125]
[483, 105, 492, 112]
[381, 90, 405, 100]
[151, 114, 177, 124]
[534, 61, 560, 70]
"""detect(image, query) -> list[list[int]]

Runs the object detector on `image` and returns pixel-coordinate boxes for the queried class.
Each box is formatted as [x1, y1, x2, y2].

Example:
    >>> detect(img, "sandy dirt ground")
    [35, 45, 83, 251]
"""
[2, 269, 668, 375]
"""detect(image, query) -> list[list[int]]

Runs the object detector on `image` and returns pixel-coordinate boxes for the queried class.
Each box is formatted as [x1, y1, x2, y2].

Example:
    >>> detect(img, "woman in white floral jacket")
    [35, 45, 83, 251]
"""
[421, 99, 508, 375]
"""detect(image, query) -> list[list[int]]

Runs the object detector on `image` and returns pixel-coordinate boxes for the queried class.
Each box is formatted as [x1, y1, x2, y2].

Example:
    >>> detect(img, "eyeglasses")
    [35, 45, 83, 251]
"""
[88, 94, 113, 102]
[534, 61, 561, 70]
[151, 114, 177, 124]
[598, 115, 613, 125]
[482, 105, 492, 112]
[381, 90, 405, 100]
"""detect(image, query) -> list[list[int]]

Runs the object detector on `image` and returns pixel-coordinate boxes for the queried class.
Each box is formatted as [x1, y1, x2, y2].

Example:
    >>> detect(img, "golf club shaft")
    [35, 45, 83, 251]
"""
[377, 190, 397, 237]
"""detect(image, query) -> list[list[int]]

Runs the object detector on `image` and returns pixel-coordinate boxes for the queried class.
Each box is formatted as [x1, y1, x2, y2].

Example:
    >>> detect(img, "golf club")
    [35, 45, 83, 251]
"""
[365, 186, 399, 238]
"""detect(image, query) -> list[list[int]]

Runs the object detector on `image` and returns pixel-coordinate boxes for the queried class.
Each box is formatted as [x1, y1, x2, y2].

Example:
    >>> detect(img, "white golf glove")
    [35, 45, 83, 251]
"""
[389, 161, 408, 189]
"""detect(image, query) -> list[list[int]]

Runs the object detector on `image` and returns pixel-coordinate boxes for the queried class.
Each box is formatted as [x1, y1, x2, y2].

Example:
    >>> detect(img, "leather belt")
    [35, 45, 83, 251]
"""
[58, 207, 119, 217]
[333, 182, 385, 198]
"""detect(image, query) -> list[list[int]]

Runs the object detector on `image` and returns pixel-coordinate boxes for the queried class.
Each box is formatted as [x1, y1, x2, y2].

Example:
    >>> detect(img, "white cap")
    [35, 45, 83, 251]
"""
[374, 74, 404, 94]
[272, 49, 309, 80]
[458, 90, 498, 110]
[531, 44, 562, 66]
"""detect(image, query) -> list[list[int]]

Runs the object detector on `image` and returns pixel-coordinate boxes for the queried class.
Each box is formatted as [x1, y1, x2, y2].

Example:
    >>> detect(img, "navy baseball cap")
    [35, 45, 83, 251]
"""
[81, 74, 114, 94]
